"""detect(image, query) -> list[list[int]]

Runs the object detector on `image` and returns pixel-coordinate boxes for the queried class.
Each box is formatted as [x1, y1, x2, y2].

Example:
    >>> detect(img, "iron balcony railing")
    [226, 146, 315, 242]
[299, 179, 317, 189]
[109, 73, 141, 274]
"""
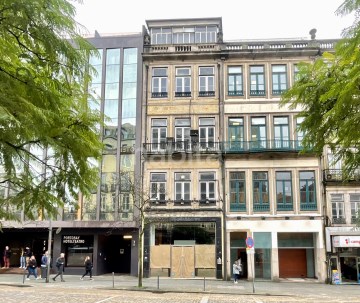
[323, 169, 360, 182]
[175, 91, 192, 97]
[253, 203, 270, 212]
[198, 91, 215, 97]
[332, 217, 346, 224]
[300, 203, 317, 211]
[276, 203, 293, 211]
[151, 92, 168, 98]
[230, 203, 246, 212]
[228, 90, 244, 96]
[143, 140, 305, 155]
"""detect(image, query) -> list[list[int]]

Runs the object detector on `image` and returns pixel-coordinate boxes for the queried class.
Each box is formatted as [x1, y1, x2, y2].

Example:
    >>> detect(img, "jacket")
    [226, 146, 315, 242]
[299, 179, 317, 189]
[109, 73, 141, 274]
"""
[28, 259, 37, 268]
[85, 259, 93, 270]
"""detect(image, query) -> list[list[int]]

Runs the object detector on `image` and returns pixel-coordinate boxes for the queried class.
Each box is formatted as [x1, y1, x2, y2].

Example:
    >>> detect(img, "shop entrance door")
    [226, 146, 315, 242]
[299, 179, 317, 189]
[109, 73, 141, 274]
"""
[340, 257, 357, 282]
[171, 246, 194, 278]
[357, 257, 360, 283]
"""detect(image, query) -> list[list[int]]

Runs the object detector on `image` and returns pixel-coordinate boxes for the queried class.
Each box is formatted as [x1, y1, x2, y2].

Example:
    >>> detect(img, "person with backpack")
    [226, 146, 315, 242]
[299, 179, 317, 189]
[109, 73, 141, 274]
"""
[40, 251, 49, 279]
[80, 256, 93, 280]
[52, 253, 65, 282]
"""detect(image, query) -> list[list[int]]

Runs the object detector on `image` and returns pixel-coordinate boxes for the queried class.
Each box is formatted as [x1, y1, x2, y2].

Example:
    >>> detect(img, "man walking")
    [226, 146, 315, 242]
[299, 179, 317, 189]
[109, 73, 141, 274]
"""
[52, 253, 65, 282]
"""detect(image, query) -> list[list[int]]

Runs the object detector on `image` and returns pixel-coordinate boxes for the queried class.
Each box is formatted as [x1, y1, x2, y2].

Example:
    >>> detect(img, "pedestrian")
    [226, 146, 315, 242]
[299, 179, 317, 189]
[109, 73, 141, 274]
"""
[232, 260, 240, 284]
[24, 246, 32, 266]
[2, 246, 11, 268]
[26, 255, 39, 280]
[40, 251, 49, 279]
[237, 257, 243, 278]
[52, 253, 65, 282]
[19, 247, 26, 269]
[80, 256, 93, 280]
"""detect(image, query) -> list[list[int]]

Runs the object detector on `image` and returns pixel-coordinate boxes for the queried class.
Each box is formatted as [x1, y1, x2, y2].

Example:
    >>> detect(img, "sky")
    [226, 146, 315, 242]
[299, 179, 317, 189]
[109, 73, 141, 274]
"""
[73, 0, 354, 40]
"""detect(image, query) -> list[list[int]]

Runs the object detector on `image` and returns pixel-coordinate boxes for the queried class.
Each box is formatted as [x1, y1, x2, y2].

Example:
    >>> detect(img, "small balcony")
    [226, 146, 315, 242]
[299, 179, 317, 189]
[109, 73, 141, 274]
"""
[175, 91, 191, 97]
[143, 141, 221, 155]
[198, 91, 215, 97]
[222, 140, 304, 153]
[230, 203, 246, 212]
[332, 217, 346, 224]
[253, 203, 270, 212]
[151, 92, 168, 98]
[272, 89, 287, 95]
[250, 90, 265, 96]
[277, 203, 293, 211]
[300, 203, 317, 211]
[323, 169, 360, 183]
[228, 90, 244, 96]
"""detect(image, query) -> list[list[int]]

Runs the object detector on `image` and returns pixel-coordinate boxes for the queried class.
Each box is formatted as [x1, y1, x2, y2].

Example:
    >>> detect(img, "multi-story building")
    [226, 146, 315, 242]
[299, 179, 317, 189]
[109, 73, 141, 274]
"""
[323, 150, 360, 283]
[0, 32, 143, 276]
[141, 17, 338, 282]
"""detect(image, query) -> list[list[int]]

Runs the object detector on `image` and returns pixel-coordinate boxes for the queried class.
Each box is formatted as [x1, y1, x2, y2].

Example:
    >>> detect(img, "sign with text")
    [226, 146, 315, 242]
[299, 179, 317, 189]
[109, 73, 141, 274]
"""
[62, 236, 85, 244]
[332, 236, 360, 247]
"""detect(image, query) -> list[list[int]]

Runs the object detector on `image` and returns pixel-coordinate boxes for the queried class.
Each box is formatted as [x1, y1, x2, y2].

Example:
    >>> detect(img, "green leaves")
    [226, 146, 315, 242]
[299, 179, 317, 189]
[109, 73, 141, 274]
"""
[281, 0, 360, 177]
[0, 0, 102, 220]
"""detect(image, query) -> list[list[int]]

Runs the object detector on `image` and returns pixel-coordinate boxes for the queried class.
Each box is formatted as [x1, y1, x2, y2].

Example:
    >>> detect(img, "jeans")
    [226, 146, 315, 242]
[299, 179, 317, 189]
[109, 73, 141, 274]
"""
[27, 267, 37, 278]
[20, 256, 26, 268]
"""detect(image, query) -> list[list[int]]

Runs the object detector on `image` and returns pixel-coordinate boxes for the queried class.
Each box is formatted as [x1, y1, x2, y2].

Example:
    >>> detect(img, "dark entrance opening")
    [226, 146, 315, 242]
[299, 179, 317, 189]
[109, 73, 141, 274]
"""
[101, 235, 131, 274]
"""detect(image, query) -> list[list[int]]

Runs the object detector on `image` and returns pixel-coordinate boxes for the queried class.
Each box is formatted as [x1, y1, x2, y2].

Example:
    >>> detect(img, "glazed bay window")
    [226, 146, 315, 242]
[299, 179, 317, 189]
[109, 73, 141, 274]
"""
[199, 172, 216, 203]
[274, 116, 289, 149]
[272, 65, 287, 95]
[175, 118, 190, 150]
[151, 119, 167, 151]
[350, 194, 360, 224]
[299, 171, 317, 210]
[199, 67, 215, 96]
[253, 172, 269, 212]
[175, 67, 191, 97]
[195, 26, 217, 43]
[228, 118, 244, 151]
[228, 66, 243, 96]
[150, 173, 166, 202]
[250, 117, 267, 149]
[230, 172, 246, 211]
[276, 172, 293, 211]
[174, 173, 191, 202]
[173, 27, 195, 44]
[331, 194, 345, 224]
[151, 28, 172, 44]
[152, 68, 168, 98]
[250, 66, 265, 96]
[199, 118, 215, 149]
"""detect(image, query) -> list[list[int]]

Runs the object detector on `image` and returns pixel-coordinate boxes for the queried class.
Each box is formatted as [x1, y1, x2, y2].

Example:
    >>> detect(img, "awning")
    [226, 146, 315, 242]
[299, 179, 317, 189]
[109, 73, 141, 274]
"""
[332, 236, 360, 248]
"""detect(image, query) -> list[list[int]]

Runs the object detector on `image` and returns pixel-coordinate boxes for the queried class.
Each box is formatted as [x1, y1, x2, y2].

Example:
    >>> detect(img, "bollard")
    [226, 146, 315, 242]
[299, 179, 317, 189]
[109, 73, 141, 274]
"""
[203, 277, 205, 291]
[23, 270, 26, 284]
[157, 275, 159, 289]
[112, 272, 114, 289]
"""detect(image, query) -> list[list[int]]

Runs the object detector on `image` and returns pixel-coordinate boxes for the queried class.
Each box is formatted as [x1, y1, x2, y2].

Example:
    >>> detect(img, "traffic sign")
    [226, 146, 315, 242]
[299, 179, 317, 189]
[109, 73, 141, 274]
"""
[246, 236, 254, 248]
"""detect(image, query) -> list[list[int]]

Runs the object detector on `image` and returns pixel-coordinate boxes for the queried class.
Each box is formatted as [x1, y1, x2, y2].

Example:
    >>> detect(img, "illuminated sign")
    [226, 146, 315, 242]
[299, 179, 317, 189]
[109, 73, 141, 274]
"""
[332, 236, 360, 247]
[62, 236, 85, 244]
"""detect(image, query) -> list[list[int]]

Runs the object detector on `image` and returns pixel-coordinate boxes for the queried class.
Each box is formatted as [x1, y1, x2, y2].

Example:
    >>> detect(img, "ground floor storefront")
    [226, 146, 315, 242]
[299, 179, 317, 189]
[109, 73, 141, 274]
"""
[325, 227, 360, 284]
[144, 217, 222, 279]
[227, 219, 326, 282]
[0, 226, 139, 276]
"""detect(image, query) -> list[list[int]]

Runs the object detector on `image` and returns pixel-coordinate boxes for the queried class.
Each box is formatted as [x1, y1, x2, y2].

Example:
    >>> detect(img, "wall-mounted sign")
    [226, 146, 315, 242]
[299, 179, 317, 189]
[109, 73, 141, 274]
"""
[63, 236, 85, 244]
[332, 236, 360, 247]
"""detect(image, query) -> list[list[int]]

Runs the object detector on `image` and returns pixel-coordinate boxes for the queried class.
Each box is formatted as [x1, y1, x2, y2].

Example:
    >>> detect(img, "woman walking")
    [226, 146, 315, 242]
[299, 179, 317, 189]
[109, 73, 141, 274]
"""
[80, 256, 93, 280]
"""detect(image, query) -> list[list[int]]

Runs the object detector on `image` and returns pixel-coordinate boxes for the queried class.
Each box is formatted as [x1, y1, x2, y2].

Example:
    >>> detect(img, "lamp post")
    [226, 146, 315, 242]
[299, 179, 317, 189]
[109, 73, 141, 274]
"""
[46, 219, 52, 283]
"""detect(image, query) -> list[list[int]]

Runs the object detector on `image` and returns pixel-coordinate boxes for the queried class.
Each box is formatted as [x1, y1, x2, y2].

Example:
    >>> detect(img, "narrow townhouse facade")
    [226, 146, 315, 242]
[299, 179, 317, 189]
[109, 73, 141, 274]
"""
[323, 150, 360, 284]
[0, 32, 143, 276]
[141, 17, 338, 282]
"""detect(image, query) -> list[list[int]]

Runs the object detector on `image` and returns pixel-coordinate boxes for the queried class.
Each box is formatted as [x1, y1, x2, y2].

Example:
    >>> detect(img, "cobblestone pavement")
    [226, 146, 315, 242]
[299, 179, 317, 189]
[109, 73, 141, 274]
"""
[0, 274, 359, 303]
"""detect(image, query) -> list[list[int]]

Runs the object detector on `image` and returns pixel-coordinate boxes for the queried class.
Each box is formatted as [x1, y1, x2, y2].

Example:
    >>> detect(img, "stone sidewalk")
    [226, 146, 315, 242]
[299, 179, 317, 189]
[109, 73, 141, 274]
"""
[0, 273, 359, 297]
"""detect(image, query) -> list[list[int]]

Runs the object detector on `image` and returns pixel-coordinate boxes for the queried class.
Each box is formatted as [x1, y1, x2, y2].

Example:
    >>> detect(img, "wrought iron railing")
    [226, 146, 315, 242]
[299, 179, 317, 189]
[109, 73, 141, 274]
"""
[323, 169, 360, 182]
[277, 203, 293, 211]
[151, 92, 168, 98]
[198, 91, 215, 97]
[300, 203, 317, 211]
[175, 91, 191, 97]
[230, 203, 246, 212]
[228, 90, 244, 96]
[253, 203, 270, 212]
[332, 217, 346, 224]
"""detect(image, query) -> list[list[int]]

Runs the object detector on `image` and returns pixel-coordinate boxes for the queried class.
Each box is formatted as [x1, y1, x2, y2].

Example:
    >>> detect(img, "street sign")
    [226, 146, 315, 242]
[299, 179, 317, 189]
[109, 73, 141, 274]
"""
[246, 236, 254, 248]
[246, 247, 255, 254]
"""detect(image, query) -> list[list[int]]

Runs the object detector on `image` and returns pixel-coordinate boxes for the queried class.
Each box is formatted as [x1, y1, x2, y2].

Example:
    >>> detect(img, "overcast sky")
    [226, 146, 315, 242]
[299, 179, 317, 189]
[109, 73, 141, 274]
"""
[74, 0, 354, 40]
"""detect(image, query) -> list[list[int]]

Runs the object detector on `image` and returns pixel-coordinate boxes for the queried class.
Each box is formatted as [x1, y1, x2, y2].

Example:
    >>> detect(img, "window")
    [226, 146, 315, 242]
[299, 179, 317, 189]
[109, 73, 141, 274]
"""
[199, 67, 215, 96]
[253, 172, 269, 211]
[274, 117, 289, 148]
[331, 194, 345, 224]
[199, 172, 216, 202]
[272, 65, 287, 95]
[199, 118, 215, 149]
[250, 66, 265, 96]
[173, 27, 195, 44]
[230, 172, 246, 211]
[299, 171, 316, 210]
[150, 173, 166, 201]
[175, 118, 190, 150]
[350, 194, 360, 223]
[151, 28, 172, 44]
[152, 68, 168, 98]
[151, 119, 167, 151]
[294, 64, 300, 82]
[228, 118, 244, 151]
[296, 117, 305, 149]
[228, 66, 243, 96]
[174, 173, 191, 201]
[195, 26, 217, 43]
[276, 172, 293, 210]
[250, 117, 267, 149]
[175, 67, 191, 97]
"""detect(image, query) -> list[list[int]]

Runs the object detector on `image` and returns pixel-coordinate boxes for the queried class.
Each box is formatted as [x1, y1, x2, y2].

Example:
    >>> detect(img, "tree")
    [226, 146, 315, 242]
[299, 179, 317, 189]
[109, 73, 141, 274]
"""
[281, 0, 360, 177]
[0, 0, 102, 221]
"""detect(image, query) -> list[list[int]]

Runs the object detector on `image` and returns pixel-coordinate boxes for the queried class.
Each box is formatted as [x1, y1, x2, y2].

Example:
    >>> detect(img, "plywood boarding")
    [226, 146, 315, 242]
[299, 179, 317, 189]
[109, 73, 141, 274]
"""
[150, 245, 171, 268]
[195, 245, 215, 268]
[171, 246, 195, 278]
